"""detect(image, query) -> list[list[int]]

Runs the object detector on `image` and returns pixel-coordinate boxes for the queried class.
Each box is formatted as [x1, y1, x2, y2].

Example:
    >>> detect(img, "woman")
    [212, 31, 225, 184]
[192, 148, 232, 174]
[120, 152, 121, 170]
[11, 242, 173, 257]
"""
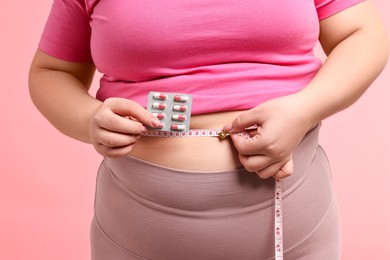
[29, 0, 388, 259]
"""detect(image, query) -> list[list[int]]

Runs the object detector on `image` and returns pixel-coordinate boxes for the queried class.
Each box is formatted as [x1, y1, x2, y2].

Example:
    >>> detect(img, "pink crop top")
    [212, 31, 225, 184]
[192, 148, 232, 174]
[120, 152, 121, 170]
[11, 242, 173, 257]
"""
[39, 0, 365, 115]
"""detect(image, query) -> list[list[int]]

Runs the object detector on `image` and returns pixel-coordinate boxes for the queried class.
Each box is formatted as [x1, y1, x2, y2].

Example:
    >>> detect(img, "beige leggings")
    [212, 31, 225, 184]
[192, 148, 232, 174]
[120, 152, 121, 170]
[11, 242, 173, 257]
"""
[90, 125, 340, 260]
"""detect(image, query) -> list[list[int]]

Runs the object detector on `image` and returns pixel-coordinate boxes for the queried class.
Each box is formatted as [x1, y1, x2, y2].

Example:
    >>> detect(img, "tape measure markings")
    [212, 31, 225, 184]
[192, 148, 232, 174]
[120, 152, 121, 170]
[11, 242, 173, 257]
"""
[275, 179, 284, 259]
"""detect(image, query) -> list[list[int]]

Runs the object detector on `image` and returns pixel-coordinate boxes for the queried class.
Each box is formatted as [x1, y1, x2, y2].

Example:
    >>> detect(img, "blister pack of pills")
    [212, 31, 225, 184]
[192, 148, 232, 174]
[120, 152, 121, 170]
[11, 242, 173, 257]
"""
[146, 92, 193, 132]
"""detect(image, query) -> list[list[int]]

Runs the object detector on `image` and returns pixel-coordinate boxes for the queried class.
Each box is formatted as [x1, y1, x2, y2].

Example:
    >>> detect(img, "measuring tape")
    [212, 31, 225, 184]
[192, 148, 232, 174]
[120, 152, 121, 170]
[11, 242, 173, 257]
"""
[275, 179, 284, 260]
[141, 127, 257, 139]
[141, 129, 223, 138]
[142, 128, 284, 259]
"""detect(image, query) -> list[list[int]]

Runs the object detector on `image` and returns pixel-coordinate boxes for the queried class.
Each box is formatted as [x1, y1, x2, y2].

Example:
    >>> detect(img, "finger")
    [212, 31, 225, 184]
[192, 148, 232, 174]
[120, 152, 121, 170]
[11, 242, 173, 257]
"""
[105, 98, 160, 128]
[273, 159, 294, 180]
[97, 111, 147, 135]
[96, 129, 141, 148]
[95, 143, 137, 158]
[238, 153, 274, 173]
[230, 133, 270, 156]
[223, 108, 261, 133]
[255, 160, 290, 179]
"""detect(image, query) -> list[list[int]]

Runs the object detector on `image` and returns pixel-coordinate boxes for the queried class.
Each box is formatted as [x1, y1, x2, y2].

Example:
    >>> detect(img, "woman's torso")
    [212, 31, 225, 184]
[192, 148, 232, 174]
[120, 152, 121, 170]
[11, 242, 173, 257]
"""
[89, 1, 323, 169]
[129, 111, 244, 171]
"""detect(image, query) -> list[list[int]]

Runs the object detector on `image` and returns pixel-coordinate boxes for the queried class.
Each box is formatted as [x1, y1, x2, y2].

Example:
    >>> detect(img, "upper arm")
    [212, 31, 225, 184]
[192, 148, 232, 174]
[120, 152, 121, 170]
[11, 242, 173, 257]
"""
[30, 49, 96, 90]
[319, 1, 388, 55]
[30, 0, 95, 89]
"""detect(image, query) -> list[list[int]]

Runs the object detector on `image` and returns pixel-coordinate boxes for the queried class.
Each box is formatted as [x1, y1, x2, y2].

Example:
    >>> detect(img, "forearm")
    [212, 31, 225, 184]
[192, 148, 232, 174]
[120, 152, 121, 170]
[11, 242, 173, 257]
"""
[296, 25, 388, 126]
[29, 67, 101, 144]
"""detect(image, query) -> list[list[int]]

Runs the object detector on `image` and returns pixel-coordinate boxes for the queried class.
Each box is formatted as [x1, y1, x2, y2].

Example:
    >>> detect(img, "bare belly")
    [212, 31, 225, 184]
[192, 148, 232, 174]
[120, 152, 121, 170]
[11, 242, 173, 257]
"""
[129, 111, 244, 171]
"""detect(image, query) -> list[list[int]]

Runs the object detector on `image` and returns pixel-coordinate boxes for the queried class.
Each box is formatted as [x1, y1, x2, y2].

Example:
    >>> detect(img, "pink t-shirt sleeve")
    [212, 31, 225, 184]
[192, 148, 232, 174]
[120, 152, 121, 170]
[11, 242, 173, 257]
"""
[38, 0, 92, 62]
[315, 0, 366, 20]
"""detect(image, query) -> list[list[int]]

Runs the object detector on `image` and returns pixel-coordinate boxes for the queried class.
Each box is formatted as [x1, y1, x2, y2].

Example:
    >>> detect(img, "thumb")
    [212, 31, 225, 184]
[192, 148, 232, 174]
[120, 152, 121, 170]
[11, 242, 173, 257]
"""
[273, 158, 294, 180]
[223, 109, 261, 133]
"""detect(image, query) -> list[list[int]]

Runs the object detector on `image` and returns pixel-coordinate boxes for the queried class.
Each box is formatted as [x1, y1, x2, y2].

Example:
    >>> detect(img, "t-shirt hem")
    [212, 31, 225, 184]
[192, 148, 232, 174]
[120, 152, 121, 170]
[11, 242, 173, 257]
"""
[38, 37, 93, 63]
[317, 0, 366, 20]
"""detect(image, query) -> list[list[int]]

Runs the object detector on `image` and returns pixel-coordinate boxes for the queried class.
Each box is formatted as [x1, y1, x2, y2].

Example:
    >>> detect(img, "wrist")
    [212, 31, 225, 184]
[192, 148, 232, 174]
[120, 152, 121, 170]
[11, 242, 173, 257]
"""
[83, 99, 103, 144]
[282, 92, 321, 132]
[291, 84, 346, 125]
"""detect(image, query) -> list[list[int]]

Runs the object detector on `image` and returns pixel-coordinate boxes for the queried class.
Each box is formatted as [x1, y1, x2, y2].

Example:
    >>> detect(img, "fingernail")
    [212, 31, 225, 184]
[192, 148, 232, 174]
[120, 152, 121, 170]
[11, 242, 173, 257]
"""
[151, 118, 161, 127]
[223, 123, 233, 132]
[140, 126, 147, 133]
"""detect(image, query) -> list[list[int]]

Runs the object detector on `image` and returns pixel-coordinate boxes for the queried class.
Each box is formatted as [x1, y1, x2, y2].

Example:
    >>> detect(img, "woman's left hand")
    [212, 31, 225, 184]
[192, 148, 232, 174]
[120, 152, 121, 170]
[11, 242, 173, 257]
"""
[223, 94, 316, 180]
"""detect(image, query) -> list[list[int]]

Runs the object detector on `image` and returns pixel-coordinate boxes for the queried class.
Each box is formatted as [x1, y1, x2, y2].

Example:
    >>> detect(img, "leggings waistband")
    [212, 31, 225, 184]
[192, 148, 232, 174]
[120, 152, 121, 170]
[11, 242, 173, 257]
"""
[102, 123, 321, 210]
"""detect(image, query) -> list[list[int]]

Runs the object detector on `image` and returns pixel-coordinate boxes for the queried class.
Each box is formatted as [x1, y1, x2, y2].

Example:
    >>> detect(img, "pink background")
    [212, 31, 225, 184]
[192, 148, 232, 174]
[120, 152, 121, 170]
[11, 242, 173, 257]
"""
[0, 1, 388, 259]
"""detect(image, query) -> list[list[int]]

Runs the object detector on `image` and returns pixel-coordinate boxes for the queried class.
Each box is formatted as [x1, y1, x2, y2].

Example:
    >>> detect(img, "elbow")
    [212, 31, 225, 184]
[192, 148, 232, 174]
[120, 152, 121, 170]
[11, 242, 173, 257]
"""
[381, 33, 389, 71]
[28, 59, 40, 106]
[372, 30, 389, 78]
[28, 56, 46, 110]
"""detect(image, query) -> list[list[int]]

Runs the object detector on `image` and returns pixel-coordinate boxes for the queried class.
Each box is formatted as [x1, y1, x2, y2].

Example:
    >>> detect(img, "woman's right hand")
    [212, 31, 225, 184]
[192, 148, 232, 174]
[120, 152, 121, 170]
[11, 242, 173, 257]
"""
[88, 97, 160, 158]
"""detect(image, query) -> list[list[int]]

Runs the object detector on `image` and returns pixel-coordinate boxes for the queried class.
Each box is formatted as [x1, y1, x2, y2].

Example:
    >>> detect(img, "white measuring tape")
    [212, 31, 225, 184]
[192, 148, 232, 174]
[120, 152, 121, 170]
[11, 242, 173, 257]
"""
[142, 129, 284, 259]
[275, 179, 284, 260]
[141, 127, 257, 139]
[141, 129, 222, 138]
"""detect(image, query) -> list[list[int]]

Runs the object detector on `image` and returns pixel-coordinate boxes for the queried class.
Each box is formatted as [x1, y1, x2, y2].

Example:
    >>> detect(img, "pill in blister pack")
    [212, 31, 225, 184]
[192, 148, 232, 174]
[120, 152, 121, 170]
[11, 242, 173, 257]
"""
[153, 93, 167, 100]
[173, 105, 187, 112]
[147, 92, 193, 132]
[174, 95, 189, 102]
[152, 112, 166, 120]
[172, 114, 186, 121]
[152, 102, 166, 110]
